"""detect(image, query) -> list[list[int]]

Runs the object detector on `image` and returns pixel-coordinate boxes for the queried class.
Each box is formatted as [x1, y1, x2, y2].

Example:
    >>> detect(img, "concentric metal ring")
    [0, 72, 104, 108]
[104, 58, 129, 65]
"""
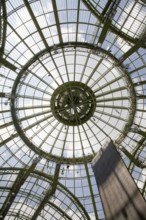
[51, 82, 96, 126]
[10, 44, 136, 163]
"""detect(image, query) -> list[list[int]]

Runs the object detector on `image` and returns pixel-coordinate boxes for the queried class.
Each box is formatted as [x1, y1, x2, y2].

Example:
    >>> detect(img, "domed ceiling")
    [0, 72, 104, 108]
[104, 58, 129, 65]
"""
[0, 0, 146, 219]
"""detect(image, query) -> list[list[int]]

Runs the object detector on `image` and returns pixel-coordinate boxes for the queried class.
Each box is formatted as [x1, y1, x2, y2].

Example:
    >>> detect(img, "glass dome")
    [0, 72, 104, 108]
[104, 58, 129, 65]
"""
[0, 0, 146, 219]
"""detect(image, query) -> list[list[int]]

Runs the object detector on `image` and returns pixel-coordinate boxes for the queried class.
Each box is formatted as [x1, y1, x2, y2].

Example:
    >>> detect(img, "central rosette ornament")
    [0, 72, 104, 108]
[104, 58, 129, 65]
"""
[51, 82, 96, 126]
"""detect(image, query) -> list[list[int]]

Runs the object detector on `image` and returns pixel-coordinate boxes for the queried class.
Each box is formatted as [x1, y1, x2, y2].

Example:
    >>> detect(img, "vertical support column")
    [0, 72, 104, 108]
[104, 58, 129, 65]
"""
[92, 139, 146, 220]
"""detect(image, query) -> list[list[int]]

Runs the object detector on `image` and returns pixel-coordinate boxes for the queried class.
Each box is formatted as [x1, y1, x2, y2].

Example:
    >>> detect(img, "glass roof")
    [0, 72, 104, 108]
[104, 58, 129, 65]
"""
[0, 0, 146, 219]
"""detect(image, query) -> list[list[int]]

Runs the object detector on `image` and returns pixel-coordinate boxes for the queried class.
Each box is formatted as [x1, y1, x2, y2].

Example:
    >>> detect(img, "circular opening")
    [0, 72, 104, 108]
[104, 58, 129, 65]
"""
[51, 82, 96, 126]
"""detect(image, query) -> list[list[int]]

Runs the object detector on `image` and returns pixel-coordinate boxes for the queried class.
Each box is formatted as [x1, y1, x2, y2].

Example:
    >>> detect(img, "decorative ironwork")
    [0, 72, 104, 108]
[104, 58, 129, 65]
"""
[51, 82, 96, 126]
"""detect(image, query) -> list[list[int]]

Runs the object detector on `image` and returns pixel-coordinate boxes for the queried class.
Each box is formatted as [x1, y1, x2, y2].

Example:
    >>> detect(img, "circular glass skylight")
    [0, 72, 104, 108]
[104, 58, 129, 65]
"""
[10, 45, 135, 162]
[0, 1, 146, 219]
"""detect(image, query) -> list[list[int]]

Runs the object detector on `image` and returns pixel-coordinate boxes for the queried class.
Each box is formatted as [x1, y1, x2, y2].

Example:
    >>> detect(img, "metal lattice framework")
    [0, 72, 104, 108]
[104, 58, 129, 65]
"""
[0, 0, 146, 219]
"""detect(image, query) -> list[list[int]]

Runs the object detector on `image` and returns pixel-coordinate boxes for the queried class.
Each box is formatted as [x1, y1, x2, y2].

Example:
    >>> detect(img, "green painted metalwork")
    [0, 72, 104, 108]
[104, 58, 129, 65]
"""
[23, 0, 49, 49]
[0, 2, 146, 219]
[0, 0, 7, 53]
[122, 148, 146, 169]
[0, 167, 91, 220]
[0, 157, 40, 218]
[0, 56, 17, 71]
[9, 43, 136, 164]
[98, 17, 111, 44]
[82, 0, 146, 46]
[120, 39, 146, 61]
[51, 81, 96, 126]
[31, 163, 61, 220]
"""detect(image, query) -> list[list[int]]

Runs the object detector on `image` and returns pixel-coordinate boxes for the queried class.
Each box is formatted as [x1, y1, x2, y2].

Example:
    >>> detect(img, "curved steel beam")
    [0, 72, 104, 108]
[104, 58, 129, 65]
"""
[0, 158, 40, 219]
[23, 0, 49, 49]
[4, 212, 30, 220]
[6, 200, 75, 220]
[10, 42, 136, 164]
[0, 0, 7, 53]
[98, 0, 121, 44]
[81, 0, 146, 47]
[31, 200, 72, 220]
[0, 167, 91, 220]
[122, 147, 146, 169]
[31, 164, 61, 220]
